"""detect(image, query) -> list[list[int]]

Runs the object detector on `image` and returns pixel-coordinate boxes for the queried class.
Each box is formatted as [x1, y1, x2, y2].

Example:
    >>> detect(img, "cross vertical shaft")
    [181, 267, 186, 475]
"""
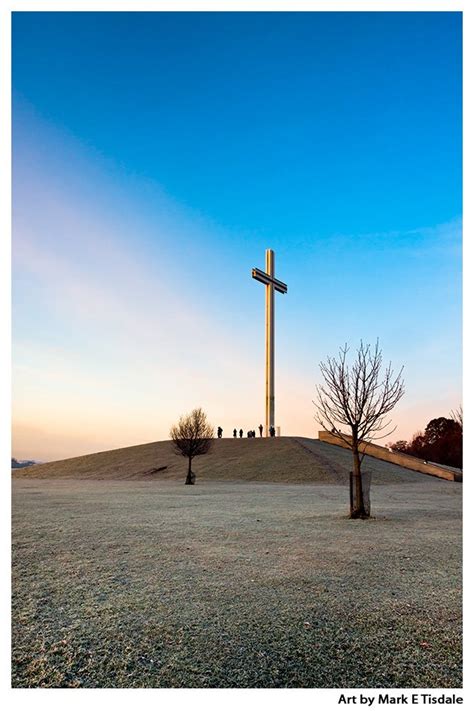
[251, 249, 287, 436]
[265, 249, 275, 435]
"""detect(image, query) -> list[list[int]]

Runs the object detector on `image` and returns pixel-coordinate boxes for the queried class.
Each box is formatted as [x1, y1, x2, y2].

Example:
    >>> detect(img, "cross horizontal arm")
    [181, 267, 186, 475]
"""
[251, 268, 288, 294]
[252, 268, 272, 286]
[271, 277, 288, 294]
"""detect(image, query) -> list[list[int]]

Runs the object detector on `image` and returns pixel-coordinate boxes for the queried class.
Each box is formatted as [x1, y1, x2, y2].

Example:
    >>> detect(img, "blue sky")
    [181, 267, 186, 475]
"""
[12, 11, 462, 460]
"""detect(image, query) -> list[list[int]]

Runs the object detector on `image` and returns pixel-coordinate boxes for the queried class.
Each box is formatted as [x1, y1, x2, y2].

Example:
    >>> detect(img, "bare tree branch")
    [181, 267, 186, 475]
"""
[450, 405, 463, 431]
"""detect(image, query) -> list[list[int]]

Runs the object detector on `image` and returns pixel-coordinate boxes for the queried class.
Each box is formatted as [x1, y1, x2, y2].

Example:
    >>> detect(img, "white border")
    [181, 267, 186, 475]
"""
[2, 2, 468, 709]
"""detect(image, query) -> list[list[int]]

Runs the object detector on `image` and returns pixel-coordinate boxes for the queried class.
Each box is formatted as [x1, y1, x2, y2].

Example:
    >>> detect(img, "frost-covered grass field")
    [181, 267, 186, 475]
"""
[12, 476, 462, 688]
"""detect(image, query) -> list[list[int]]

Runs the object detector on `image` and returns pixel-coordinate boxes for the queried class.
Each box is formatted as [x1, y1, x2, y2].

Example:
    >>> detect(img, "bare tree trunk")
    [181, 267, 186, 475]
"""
[351, 447, 366, 518]
[185, 457, 194, 485]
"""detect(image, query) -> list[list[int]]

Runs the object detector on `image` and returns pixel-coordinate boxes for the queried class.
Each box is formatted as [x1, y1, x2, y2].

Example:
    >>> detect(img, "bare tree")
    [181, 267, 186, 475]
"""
[314, 341, 404, 519]
[450, 405, 463, 431]
[170, 407, 214, 485]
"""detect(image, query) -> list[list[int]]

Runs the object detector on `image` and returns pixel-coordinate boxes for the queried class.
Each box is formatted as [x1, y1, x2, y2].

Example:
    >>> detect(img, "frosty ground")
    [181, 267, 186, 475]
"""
[12, 475, 462, 688]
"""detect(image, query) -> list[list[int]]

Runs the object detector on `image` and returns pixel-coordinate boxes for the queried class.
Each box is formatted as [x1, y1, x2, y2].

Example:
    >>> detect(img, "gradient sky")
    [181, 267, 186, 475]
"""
[12, 11, 462, 461]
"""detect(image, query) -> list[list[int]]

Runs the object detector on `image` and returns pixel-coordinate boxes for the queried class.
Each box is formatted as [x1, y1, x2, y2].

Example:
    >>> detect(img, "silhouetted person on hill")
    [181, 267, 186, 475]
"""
[259, 424, 263, 437]
[239, 429, 243, 438]
[217, 426, 223, 439]
[270, 426, 275, 437]
[233, 428, 237, 438]
[252, 430, 256, 438]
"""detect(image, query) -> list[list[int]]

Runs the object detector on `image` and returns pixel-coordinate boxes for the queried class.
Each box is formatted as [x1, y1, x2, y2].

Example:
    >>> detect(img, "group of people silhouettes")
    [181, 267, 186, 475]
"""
[216, 425, 276, 438]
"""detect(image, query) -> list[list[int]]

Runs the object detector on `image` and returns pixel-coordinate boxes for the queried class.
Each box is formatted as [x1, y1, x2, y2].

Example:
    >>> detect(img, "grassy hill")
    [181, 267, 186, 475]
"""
[12, 436, 435, 485]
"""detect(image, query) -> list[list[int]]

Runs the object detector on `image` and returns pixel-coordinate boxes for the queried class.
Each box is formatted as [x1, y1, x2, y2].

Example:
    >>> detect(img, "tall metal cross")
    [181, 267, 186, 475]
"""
[252, 249, 288, 436]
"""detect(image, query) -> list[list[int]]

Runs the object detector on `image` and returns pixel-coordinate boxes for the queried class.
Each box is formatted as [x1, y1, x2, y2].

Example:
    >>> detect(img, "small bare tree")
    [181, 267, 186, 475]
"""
[314, 341, 404, 519]
[170, 407, 214, 485]
[450, 405, 463, 431]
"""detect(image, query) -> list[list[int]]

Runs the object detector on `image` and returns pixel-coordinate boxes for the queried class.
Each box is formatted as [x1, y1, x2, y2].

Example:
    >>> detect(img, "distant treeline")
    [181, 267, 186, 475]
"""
[390, 417, 462, 470]
[11, 458, 37, 469]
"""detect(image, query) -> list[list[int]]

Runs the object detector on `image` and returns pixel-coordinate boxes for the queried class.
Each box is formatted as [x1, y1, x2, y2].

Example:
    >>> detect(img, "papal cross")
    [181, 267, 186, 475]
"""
[252, 249, 288, 436]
